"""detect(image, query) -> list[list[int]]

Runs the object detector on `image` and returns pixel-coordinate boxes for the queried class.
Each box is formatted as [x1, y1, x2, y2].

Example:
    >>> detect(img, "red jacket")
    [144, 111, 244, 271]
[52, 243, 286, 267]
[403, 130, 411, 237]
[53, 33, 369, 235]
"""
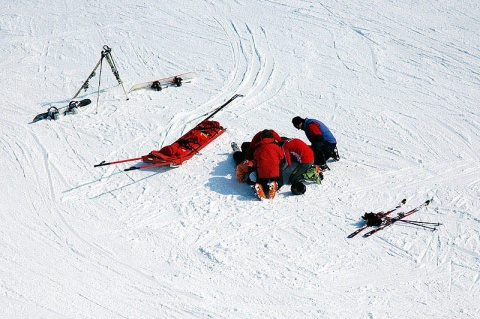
[253, 138, 284, 179]
[306, 122, 322, 137]
[246, 129, 282, 160]
[282, 138, 314, 167]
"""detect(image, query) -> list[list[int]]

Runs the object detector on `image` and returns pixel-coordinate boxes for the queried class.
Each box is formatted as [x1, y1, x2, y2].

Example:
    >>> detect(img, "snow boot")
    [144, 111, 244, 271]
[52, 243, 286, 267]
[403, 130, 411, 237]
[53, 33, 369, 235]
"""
[254, 183, 266, 200]
[302, 165, 323, 184]
[267, 181, 278, 199]
[320, 164, 330, 171]
[332, 147, 340, 161]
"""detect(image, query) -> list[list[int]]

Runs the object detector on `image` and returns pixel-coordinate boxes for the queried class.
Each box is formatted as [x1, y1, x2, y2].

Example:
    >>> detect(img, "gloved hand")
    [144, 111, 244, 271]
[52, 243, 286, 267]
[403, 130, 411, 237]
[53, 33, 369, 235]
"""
[312, 134, 324, 143]
[236, 160, 254, 183]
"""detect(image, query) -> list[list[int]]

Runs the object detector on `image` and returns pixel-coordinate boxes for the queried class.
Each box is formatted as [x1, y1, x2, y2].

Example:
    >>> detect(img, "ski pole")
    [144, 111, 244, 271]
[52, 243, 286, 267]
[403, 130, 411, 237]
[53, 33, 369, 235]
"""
[72, 55, 103, 100]
[397, 220, 441, 230]
[94, 157, 143, 167]
[204, 94, 244, 121]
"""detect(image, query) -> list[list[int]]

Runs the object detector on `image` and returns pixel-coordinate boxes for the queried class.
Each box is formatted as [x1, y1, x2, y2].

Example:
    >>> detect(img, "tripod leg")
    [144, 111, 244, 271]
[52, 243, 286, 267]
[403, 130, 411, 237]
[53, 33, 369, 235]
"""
[104, 50, 129, 101]
[95, 57, 103, 114]
[72, 55, 103, 100]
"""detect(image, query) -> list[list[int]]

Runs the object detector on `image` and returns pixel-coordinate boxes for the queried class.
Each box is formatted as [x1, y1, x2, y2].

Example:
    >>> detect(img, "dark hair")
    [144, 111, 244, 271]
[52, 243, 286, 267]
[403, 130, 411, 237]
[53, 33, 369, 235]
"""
[261, 129, 274, 139]
[291, 181, 306, 195]
[292, 117, 304, 129]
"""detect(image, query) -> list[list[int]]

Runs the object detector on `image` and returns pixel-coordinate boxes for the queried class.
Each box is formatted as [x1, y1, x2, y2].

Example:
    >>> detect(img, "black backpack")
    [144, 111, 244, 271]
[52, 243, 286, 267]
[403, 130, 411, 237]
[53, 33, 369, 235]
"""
[362, 212, 383, 227]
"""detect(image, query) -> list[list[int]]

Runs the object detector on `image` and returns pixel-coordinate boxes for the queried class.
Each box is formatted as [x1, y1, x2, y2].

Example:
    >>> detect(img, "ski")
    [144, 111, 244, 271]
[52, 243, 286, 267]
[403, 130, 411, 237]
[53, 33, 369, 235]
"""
[32, 99, 92, 123]
[363, 199, 431, 237]
[128, 72, 197, 93]
[203, 94, 244, 122]
[124, 161, 172, 171]
[347, 199, 407, 238]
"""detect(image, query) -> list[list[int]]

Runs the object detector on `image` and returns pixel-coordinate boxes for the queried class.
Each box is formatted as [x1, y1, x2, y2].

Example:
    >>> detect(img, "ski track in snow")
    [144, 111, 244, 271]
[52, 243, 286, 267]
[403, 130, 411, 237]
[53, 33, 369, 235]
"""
[1, 1, 480, 318]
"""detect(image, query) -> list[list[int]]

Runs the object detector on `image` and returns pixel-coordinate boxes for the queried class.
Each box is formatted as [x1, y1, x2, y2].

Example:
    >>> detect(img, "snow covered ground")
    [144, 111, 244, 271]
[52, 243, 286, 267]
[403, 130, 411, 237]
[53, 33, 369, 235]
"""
[1, 0, 479, 318]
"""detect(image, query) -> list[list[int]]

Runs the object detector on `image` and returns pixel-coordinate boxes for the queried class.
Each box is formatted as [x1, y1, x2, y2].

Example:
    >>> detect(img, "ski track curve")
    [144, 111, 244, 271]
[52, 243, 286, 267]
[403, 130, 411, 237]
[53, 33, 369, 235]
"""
[90, 4, 279, 195]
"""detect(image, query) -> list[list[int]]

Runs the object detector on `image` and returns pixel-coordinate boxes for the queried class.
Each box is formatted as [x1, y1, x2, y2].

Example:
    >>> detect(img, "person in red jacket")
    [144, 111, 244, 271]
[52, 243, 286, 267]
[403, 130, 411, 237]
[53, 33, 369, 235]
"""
[233, 129, 283, 165]
[245, 129, 282, 160]
[281, 138, 318, 184]
[233, 129, 282, 186]
[252, 130, 285, 199]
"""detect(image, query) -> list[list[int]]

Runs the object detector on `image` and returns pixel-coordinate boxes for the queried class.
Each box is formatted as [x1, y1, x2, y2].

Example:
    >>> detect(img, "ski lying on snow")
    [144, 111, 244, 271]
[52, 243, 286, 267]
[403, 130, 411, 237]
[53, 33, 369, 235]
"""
[32, 99, 92, 123]
[363, 199, 431, 237]
[347, 199, 407, 238]
[128, 72, 197, 93]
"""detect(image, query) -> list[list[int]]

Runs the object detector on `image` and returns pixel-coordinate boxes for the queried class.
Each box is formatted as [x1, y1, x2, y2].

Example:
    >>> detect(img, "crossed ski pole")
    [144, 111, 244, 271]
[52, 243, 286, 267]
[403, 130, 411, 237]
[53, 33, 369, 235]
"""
[396, 219, 441, 231]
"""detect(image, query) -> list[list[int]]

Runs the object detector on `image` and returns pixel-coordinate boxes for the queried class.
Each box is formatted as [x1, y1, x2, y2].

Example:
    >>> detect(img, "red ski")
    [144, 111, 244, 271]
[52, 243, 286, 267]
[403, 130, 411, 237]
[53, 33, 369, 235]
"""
[347, 199, 406, 238]
[363, 199, 431, 237]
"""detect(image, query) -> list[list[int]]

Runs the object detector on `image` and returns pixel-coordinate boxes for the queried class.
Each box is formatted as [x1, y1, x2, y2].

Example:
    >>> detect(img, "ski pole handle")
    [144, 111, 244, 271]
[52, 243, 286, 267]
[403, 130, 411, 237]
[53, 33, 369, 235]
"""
[94, 161, 108, 167]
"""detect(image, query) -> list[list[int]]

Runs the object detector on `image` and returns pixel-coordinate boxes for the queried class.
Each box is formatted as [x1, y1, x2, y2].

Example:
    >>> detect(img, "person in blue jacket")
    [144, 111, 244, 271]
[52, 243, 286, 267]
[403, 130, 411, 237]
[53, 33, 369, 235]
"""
[292, 116, 340, 170]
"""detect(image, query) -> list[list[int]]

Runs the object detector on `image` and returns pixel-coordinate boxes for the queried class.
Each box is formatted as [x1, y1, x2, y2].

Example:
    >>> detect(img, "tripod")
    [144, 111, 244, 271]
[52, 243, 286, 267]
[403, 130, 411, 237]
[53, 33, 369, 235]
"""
[72, 45, 129, 113]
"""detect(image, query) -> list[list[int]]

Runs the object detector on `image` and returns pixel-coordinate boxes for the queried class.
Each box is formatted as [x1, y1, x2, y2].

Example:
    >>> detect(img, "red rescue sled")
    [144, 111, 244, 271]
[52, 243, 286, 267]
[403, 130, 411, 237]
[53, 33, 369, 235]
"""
[131, 119, 225, 170]
[94, 94, 242, 171]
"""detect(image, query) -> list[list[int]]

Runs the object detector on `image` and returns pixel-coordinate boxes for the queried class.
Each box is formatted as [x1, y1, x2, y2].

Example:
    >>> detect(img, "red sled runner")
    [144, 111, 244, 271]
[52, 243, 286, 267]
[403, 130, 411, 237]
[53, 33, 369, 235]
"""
[94, 94, 243, 171]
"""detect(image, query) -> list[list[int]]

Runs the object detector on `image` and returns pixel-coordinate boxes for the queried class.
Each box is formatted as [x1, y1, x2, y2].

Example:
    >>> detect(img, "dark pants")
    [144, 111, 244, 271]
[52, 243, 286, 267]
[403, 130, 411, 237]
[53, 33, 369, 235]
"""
[288, 162, 313, 184]
[233, 142, 251, 165]
[313, 142, 337, 165]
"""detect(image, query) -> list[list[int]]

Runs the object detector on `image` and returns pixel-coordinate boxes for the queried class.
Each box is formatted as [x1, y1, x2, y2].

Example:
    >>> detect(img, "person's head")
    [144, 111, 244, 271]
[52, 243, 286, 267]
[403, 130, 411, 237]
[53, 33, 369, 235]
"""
[261, 129, 274, 140]
[292, 117, 304, 130]
[291, 181, 306, 195]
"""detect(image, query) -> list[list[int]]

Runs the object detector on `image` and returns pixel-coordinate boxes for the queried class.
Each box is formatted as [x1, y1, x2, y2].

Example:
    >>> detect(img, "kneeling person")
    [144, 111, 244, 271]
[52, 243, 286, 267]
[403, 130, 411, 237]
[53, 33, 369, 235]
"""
[253, 130, 285, 200]
[281, 137, 322, 185]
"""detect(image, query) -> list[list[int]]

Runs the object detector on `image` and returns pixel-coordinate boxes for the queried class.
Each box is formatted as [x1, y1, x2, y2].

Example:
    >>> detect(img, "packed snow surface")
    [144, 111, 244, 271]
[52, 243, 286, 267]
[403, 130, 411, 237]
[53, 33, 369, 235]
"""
[1, 1, 479, 318]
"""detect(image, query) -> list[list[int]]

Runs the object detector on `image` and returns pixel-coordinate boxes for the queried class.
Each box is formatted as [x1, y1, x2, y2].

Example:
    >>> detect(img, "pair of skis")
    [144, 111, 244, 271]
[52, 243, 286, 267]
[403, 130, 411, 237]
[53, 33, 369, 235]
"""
[348, 199, 439, 238]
